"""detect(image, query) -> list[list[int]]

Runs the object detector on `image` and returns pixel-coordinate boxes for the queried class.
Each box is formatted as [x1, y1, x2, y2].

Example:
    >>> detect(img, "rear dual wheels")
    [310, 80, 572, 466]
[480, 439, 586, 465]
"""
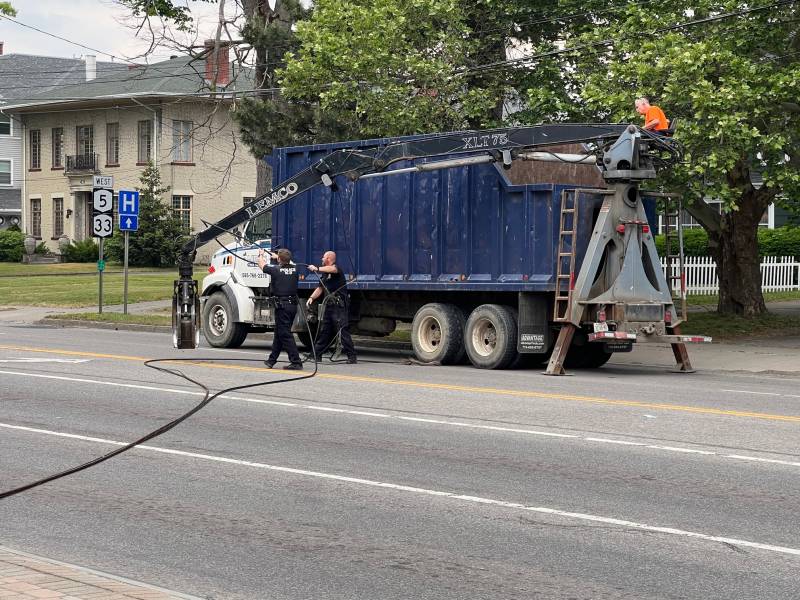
[464, 304, 519, 370]
[411, 303, 519, 370]
[411, 303, 466, 365]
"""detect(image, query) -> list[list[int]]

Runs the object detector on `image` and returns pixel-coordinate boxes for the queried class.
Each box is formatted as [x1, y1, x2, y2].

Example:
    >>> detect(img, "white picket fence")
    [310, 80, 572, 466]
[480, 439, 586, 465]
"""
[660, 256, 800, 295]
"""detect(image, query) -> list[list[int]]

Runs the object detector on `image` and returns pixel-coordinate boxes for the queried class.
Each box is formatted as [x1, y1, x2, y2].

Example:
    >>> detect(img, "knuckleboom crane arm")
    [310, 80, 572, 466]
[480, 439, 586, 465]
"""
[172, 123, 680, 349]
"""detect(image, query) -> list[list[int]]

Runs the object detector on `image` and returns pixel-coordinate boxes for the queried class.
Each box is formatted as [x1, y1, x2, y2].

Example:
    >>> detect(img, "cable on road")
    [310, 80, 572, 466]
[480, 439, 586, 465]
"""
[0, 304, 324, 501]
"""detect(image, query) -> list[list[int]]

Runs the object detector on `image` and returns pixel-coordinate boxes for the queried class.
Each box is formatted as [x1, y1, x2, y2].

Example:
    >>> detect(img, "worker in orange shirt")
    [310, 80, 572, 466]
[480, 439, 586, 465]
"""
[635, 97, 669, 131]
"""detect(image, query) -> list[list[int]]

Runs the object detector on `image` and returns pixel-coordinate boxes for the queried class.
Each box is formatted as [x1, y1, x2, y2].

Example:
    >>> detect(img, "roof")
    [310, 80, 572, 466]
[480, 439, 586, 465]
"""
[0, 54, 124, 105]
[0, 54, 255, 110]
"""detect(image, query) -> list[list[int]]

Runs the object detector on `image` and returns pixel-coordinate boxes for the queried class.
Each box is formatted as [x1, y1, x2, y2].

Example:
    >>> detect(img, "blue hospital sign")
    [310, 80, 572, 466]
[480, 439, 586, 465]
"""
[118, 190, 140, 232]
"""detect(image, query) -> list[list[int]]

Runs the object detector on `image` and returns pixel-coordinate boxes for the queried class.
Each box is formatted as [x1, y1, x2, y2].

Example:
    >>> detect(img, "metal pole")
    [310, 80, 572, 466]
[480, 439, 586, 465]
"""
[123, 230, 129, 315]
[98, 237, 104, 314]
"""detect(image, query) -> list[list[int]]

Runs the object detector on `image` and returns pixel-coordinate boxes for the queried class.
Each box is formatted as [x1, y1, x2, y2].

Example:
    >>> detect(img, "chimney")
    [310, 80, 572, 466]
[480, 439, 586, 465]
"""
[204, 40, 230, 88]
[85, 55, 96, 81]
[0, 42, 4, 56]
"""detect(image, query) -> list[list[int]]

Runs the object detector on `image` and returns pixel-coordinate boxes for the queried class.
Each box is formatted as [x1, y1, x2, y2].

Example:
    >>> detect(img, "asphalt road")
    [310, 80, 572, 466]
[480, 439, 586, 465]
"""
[1, 323, 799, 599]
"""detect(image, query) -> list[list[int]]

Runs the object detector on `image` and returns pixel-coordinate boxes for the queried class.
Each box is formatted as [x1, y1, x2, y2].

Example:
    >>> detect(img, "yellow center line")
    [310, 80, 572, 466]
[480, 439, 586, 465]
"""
[1, 343, 799, 423]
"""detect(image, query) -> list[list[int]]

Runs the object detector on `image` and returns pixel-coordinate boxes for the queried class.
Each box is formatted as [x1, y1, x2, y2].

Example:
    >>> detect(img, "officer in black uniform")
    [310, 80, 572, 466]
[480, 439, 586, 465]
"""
[306, 250, 357, 364]
[258, 248, 303, 370]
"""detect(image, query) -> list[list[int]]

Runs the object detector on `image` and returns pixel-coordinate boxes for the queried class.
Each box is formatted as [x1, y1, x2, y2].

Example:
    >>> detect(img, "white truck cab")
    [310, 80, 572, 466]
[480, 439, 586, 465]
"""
[200, 238, 276, 347]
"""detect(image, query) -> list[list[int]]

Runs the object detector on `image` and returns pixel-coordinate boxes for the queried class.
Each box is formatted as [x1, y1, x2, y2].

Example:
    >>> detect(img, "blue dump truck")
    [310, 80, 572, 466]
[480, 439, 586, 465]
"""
[179, 124, 708, 373]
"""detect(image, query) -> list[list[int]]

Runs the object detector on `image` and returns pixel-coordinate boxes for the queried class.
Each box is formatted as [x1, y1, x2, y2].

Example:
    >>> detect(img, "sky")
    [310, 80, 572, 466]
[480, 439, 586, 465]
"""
[0, 0, 238, 64]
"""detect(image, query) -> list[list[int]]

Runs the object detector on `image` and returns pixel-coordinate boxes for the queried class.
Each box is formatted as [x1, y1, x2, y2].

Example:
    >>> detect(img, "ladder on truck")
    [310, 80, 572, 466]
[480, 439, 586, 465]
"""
[554, 188, 579, 322]
[656, 192, 688, 324]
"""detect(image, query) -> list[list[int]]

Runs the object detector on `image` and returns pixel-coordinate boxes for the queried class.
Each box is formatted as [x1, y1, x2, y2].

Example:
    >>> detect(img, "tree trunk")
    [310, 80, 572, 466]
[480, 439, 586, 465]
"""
[707, 209, 766, 315]
[703, 161, 773, 316]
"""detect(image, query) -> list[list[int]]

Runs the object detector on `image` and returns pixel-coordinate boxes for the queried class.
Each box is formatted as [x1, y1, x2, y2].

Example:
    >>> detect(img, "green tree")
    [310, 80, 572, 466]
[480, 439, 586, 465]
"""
[561, 1, 800, 315]
[105, 164, 186, 267]
[0, 3, 16, 16]
[278, 0, 506, 137]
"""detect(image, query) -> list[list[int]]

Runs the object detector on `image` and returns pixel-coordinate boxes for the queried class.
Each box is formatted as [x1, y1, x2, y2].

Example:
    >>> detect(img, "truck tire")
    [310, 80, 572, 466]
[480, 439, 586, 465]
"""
[411, 303, 466, 365]
[296, 331, 314, 350]
[465, 304, 518, 370]
[202, 291, 248, 348]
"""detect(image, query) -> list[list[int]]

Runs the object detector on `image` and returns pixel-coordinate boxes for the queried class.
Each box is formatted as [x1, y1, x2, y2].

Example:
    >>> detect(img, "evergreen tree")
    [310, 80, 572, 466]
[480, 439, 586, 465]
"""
[105, 164, 187, 267]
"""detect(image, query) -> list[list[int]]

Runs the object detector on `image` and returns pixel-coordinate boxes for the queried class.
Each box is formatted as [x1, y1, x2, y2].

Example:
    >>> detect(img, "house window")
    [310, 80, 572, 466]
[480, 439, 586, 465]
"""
[106, 122, 120, 165]
[0, 160, 11, 185]
[171, 195, 191, 232]
[138, 120, 152, 163]
[243, 196, 255, 206]
[31, 198, 41, 238]
[29, 129, 41, 169]
[76, 125, 94, 156]
[172, 120, 192, 162]
[53, 197, 64, 237]
[52, 128, 63, 168]
[0, 114, 10, 135]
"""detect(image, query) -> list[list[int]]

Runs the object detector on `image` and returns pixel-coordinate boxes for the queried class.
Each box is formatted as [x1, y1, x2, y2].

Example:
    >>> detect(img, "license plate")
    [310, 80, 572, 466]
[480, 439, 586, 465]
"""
[593, 322, 609, 333]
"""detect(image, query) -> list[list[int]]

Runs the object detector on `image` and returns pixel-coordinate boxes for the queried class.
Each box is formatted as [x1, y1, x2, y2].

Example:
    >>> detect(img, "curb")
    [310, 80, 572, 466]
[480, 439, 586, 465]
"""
[42, 318, 171, 334]
[0, 544, 205, 600]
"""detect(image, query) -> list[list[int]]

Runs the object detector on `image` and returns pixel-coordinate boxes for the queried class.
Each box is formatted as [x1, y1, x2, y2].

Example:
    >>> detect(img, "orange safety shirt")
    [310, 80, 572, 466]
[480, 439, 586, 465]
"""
[645, 105, 669, 130]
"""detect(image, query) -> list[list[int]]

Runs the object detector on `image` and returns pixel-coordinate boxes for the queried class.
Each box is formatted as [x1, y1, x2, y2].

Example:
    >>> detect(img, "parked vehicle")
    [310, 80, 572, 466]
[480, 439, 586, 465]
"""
[175, 124, 708, 373]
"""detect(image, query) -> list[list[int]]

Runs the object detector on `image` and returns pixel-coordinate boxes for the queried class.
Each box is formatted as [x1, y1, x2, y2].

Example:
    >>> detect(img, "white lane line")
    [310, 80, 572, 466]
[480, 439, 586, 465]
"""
[2, 421, 800, 558]
[1, 369, 797, 469]
[0, 358, 91, 363]
[726, 455, 800, 468]
[585, 437, 646, 446]
[398, 416, 578, 438]
[646, 445, 716, 455]
[722, 389, 782, 397]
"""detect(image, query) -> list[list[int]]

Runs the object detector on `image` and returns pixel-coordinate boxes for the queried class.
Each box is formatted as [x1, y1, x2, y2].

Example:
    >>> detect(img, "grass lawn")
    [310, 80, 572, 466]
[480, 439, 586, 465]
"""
[680, 312, 800, 340]
[686, 290, 800, 306]
[0, 262, 173, 276]
[0, 263, 177, 307]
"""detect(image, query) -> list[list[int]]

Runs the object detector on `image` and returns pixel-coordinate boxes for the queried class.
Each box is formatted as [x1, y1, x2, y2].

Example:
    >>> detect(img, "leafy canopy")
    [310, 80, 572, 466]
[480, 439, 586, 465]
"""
[565, 0, 800, 212]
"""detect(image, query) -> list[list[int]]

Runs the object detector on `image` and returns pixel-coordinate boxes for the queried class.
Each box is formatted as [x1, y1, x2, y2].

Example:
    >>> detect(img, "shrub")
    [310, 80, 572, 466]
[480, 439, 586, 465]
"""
[34, 242, 49, 254]
[0, 228, 24, 262]
[655, 226, 800, 258]
[104, 163, 187, 267]
[63, 239, 99, 262]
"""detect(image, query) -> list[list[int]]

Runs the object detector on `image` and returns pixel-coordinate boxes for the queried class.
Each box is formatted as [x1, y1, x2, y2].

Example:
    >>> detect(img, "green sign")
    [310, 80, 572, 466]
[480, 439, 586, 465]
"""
[97, 259, 106, 272]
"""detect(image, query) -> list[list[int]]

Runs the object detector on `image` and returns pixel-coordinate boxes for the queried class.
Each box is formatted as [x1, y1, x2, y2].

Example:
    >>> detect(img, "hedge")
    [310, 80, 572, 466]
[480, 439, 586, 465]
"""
[0, 228, 24, 262]
[655, 226, 800, 258]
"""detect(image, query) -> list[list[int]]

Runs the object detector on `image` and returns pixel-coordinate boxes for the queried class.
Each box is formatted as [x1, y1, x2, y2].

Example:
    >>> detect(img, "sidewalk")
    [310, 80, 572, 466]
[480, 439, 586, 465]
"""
[0, 546, 202, 600]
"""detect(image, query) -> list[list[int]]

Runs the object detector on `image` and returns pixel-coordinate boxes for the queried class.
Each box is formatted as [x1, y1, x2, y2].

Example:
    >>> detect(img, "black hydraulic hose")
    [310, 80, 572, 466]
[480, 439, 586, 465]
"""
[0, 302, 320, 501]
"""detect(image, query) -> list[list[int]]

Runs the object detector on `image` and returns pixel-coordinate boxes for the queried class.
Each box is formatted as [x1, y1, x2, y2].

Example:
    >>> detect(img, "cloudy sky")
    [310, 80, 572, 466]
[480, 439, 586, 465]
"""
[0, 0, 239, 63]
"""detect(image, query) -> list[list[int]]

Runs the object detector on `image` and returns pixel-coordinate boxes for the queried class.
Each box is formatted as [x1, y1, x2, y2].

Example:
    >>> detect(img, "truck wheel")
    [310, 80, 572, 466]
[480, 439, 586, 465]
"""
[465, 304, 518, 370]
[296, 331, 314, 350]
[411, 303, 466, 365]
[202, 291, 248, 348]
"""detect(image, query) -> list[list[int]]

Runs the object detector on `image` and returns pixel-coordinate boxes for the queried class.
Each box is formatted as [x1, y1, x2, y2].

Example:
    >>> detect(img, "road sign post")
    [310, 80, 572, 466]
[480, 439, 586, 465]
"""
[92, 176, 114, 314]
[118, 190, 140, 315]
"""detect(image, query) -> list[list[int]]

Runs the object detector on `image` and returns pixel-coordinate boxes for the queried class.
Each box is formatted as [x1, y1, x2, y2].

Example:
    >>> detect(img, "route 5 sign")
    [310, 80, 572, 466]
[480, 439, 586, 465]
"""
[93, 188, 113, 212]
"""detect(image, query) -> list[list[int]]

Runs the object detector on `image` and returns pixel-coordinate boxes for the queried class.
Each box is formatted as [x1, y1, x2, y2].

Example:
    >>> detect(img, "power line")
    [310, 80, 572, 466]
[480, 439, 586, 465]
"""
[456, 0, 798, 77]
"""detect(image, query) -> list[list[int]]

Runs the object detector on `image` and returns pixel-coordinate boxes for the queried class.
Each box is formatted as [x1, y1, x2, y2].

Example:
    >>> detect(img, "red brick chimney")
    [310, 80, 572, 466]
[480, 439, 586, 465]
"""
[204, 40, 230, 87]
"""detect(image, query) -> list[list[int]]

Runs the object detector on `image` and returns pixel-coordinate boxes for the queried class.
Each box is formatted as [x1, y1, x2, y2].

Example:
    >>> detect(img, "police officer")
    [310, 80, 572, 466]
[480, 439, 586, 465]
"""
[258, 248, 302, 370]
[306, 250, 357, 364]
